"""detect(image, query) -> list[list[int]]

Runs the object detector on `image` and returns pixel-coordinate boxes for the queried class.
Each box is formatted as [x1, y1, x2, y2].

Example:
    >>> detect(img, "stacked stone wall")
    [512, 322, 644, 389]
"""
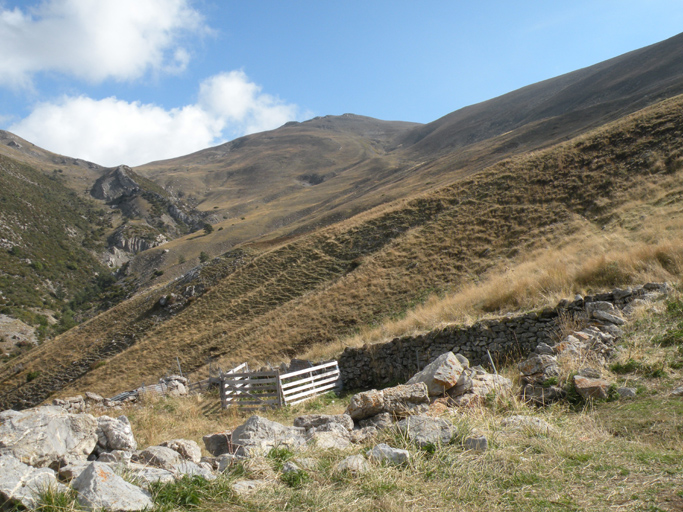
[339, 285, 661, 389]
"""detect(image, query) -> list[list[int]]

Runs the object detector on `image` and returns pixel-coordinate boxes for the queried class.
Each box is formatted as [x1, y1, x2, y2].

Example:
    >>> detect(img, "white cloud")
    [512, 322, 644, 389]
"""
[9, 72, 304, 166]
[0, 0, 205, 87]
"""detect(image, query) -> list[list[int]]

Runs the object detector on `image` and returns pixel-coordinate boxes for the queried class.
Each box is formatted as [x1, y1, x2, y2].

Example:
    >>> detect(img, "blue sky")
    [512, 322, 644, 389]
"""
[1, 0, 682, 167]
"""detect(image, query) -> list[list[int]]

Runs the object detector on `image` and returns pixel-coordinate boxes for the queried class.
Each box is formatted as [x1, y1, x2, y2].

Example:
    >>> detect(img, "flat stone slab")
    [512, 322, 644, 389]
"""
[232, 479, 268, 495]
[573, 375, 611, 399]
[336, 455, 369, 476]
[367, 443, 410, 465]
[396, 415, 455, 448]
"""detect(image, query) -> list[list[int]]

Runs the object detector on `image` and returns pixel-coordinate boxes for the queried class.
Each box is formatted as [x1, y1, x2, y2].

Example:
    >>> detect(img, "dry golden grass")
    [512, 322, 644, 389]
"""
[112, 294, 683, 511]
[5, 95, 683, 407]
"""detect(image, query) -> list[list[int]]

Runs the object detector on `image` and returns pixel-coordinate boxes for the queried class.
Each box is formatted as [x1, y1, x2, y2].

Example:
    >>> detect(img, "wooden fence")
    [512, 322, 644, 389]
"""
[219, 361, 341, 410]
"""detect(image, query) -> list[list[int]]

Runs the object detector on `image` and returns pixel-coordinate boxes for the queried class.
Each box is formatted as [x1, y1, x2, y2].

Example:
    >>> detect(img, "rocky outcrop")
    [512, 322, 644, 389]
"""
[407, 352, 464, 395]
[96, 415, 137, 453]
[91, 166, 141, 202]
[0, 406, 98, 468]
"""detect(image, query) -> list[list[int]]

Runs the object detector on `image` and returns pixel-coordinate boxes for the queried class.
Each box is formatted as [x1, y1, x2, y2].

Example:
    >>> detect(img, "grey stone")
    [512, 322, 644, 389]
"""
[463, 435, 488, 452]
[232, 416, 306, 456]
[471, 373, 513, 397]
[72, 462, 152, 511]
[358, 412, 394, 430]
[0, 455, 68, 509]
[534, 342, 555, 356]
[573, 375, 611, 399]
[585, 301, 615, 313]
[454, 354, 470, 369]
[97, 415, 137, 452]
[232, 479, 268, 495]
[407, 352, 464, 396]
[368, 443, 410, 465]
[613, 288, 633, 300]
[671, 386, 683, 397]
[159, 439, 202, 463]
[125, 464, 175, 488]
[382, 383, 430, 418]
[345, 389, 384, 420]
[592, 310, 625, 326]
[601, 324, 624, 337]
[138, 446, 181, 469]
[85, 392, 104, 403]
[396, 415, 455, 448]
[172, 460, 216, 480]
[58, 461, 92, 481]
[349, 426, 378, 444]
[308, 431, 350, 450]
[97, 450, 132, 464]
[521, 384, 566, 405]
[293, 414, 354, 432]
[281, 461, 300, 473]
[518, 355, 559, 377]
[501, 415, 553, 434]
[617, 387, 637, 398]
[335, 454, 369, 475]
[215, 453, 246, 473]
[578, 367, 602, 379]
[0, 406, 98, 468]
[202, 431, 232, 456]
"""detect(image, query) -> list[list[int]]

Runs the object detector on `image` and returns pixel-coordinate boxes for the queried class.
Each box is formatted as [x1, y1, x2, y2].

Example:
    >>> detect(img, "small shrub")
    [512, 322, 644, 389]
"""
[610, 359, 641, 374]
[26, 370, 40, 382]
[203, 223, 214, 235]
[199, 252, 210, 263]
[153, 269, 164, 277]
[150, 475, 208, 508]
[281, 469, 310, 488]
[267, 446, 294, 470]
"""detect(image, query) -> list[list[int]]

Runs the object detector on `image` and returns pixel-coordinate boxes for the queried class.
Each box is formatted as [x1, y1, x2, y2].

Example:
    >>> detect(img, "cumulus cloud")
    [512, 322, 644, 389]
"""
[9, 72, 303, 166]
[0, 0, 205, 87]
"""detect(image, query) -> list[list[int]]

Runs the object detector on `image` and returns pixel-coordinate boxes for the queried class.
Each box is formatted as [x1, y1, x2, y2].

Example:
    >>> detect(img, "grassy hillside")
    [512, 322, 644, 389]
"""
[0, 155, 121, 347]
[2, 93, 683, 407]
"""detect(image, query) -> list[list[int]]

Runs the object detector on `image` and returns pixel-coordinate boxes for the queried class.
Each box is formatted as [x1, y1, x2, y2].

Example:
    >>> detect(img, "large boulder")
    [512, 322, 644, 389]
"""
[0, 455, 68, 509]
[160, 439, 202, 463]
[96, 415, 137, 452]
[470, 373, 512, 397]
[0, 406, 98, 468]
[345, 389, 384, 420]
[395, 415, 455, 448]
[72, 462, 153, 512]
[232, 416, 306, 456]
[407, 352, 464, 396]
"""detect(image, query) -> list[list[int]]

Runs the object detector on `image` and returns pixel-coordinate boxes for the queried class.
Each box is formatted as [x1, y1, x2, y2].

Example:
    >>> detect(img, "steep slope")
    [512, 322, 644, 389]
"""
[2, 93, 683, 407]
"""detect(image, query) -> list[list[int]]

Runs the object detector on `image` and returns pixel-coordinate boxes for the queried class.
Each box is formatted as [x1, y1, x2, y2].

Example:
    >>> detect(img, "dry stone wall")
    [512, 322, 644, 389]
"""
[339, 284, 667, 390]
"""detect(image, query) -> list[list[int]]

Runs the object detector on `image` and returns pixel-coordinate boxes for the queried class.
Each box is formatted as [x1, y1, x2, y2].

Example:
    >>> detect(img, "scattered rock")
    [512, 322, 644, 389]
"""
[96, 415, 137, 452]
[308, 431, 350, 450]
[463, 435, 488, 452]
[670, 386, 683, 397]
[172, 460, 216, 480]
[97, 450, 131, 464]
[72, 462, 153, 512]
[202, 431, 233, 456]
[281, 461, 300, 473]
[358, 412, 394, 430]
[0, 455, 68, 509]
[0, 406, 98, 468]
[407, 352, 464, 396]
[368, 443, 410, 465]
[294, 414, 353, 432]
[577, 368, 602, 379]
[138, 446, 182, 469]
[521, 384, 566, 405]
[336, 454, 370, 476]
[501, 415, 553, 434]
[346, 389, 385, 420]
[348, 426, 378, 444]
[395, 415, 455, 448]
[573, 375, 612, 400]
[617, 387, 637, 398]
[231, 479, 268, 495]
[382, 383, 430, 418]
[592, 310, 625, 326]
[159, 439, 202, 464]
[232, 416, 306, 456]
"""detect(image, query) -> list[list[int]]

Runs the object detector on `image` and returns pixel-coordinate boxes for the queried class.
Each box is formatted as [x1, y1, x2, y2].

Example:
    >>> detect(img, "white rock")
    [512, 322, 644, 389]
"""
[160, 439, 202, 463]
[72, 462, 152, 512]
[0, 455, 68, 509]
[368, 443, 410, 465]
[335, 454, 369, 476]
[97, 415, 137, 452]
[138, 446, 181, 469]
[407, 352, 464, 396]
[0, 406, 98, 467]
